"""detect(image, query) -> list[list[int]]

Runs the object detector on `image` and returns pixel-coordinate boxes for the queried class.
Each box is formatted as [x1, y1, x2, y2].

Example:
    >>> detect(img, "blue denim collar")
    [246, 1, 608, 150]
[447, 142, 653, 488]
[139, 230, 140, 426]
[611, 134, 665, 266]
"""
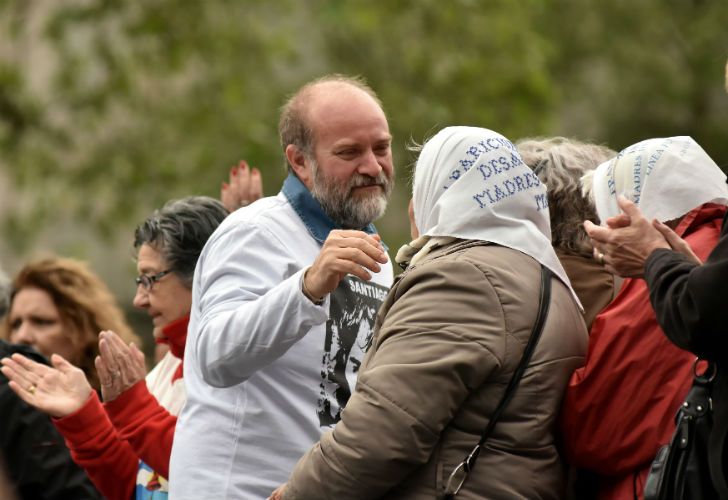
[282, 173, 382, 246]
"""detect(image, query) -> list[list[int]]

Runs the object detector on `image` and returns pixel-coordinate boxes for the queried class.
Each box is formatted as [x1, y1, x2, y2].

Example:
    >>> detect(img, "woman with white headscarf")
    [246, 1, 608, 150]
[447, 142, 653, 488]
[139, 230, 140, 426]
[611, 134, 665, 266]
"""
[560, 136, 728, 499]
[272, 126, 587, 499]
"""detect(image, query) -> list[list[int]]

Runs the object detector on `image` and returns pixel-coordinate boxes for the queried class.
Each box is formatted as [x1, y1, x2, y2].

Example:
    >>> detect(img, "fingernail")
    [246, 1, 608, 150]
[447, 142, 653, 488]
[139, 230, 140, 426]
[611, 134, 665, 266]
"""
[231, 167, 237, 176]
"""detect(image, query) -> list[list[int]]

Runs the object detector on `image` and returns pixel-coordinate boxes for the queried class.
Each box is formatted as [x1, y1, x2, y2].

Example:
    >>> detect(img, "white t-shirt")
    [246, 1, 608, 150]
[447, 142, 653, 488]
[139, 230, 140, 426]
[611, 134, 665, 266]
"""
[169, 183, 393, 499]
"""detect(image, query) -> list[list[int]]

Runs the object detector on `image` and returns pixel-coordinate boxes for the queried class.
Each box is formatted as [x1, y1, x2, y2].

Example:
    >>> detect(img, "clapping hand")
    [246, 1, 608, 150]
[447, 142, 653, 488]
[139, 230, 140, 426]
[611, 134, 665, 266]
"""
[650, 219, 701, 265]
[1, 353, 93, 418]
[584, 196, 671, 277]
[95, 330, 147, 402]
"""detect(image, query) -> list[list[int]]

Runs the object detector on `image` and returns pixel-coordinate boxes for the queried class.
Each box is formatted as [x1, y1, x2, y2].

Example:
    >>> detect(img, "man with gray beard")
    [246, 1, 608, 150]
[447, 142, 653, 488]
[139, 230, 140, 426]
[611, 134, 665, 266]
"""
[169, 75, 395, 499]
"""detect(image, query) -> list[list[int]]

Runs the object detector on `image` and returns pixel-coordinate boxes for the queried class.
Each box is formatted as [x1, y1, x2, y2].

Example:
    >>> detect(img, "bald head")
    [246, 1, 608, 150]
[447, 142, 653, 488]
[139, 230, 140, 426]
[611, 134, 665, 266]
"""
[278, 75, 385, 170]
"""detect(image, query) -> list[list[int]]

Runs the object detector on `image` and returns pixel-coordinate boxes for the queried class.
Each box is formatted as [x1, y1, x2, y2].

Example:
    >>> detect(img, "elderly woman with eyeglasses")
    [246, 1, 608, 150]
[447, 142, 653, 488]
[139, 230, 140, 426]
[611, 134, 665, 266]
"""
[2, 196, 229, 500]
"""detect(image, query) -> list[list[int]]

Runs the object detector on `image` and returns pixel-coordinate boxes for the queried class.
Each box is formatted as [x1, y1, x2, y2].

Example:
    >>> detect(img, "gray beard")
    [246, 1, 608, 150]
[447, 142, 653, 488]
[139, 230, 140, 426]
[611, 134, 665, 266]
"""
[310, 160, 393, 229]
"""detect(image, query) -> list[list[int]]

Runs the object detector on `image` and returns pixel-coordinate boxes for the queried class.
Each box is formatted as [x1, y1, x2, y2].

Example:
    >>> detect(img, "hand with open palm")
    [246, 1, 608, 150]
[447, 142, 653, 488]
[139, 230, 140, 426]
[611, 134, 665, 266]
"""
[1, 352, 93, 418]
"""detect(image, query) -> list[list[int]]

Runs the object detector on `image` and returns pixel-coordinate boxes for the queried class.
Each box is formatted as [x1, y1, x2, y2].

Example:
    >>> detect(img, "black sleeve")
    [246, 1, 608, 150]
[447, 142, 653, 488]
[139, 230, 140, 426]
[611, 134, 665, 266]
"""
[0, 375, 102, 499]
[644, 220, 728, 362]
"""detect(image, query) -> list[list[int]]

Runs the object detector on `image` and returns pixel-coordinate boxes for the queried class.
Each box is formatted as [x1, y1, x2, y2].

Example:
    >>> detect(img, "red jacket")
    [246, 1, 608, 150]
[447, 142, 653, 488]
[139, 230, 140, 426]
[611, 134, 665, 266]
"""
[559, 204, 726, 499]
[53, 315, 188, 500]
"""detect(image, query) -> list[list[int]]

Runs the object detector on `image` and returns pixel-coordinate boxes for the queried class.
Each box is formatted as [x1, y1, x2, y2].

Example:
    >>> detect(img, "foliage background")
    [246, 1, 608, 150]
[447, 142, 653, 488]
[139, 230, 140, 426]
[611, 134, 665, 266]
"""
[1, 0, 727, 345]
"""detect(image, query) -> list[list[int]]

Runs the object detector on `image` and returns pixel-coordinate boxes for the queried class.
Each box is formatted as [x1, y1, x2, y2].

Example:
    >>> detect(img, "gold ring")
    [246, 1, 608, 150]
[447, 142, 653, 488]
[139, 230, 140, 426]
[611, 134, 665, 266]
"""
[598, 252, 605, 265]
[27, 384, 37, 395]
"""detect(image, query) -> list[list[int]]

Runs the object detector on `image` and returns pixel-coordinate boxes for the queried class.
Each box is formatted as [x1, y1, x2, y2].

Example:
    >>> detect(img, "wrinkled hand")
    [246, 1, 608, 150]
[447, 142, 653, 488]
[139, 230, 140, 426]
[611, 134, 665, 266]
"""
[651, 219, 702, 265]
[1, 353, 93, 418]
[221, 160, 263, 212]
[584, 196, 670, 278]
[304, 230, 389, 300]
[96, 330, 147, 402]
[268, 483, 286, 500]
[605, 212, 631, 229]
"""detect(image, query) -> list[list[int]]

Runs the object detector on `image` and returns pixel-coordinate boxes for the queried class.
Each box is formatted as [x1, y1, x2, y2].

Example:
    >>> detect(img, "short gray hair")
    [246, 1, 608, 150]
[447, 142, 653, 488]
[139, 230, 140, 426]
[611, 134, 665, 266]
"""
[517, 137, 616, 256]
[278, 74, 383, 171]
[134, 196, 228, 287]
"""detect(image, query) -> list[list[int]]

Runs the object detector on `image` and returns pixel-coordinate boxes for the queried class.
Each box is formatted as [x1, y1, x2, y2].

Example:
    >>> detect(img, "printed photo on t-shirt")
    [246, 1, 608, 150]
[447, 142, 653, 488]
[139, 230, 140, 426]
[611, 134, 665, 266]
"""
[317, 275, 388, 427]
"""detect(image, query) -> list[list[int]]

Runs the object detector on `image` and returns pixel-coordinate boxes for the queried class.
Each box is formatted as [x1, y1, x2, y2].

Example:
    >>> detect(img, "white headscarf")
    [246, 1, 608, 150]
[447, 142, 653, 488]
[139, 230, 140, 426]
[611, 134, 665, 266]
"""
[588, 136, 728, 222]
[401, 126, 579, 307]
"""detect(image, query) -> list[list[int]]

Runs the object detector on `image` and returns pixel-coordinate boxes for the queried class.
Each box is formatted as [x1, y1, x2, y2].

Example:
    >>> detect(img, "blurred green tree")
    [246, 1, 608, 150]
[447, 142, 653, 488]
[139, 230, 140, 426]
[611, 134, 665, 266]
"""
[0, 0, 726, 263]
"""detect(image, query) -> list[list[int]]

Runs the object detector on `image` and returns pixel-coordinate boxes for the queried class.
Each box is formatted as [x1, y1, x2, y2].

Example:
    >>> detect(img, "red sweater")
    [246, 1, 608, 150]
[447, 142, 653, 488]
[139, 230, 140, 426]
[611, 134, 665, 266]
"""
[559, 205, 726, 499]
[54, 315, 189, 500]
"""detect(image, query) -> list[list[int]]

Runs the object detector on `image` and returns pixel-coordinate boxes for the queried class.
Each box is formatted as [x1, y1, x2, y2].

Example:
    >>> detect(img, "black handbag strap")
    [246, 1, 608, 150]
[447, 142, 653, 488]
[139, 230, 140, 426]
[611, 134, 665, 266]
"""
[444, 265, 554, 498]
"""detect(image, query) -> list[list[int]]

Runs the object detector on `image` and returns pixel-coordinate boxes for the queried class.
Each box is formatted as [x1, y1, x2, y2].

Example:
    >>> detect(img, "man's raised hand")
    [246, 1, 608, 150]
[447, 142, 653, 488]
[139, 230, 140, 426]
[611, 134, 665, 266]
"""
[303, 230, 388, 301]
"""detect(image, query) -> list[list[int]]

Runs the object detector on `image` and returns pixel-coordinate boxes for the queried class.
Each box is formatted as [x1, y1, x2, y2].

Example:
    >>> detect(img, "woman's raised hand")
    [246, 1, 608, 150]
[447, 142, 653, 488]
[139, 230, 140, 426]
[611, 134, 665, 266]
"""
[95, 330, 147, 402]
[1, 352, 93, 418]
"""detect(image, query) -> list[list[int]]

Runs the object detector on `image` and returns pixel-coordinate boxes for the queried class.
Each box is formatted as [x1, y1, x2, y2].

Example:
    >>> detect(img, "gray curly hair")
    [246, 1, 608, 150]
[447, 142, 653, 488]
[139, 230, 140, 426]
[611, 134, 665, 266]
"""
[134, 196, 229, 287]
[517, 137, 616, 256]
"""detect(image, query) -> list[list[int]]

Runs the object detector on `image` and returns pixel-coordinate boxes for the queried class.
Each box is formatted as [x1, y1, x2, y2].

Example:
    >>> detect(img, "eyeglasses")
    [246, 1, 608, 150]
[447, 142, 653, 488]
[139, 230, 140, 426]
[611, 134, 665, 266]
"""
[134, 269, 172, 291]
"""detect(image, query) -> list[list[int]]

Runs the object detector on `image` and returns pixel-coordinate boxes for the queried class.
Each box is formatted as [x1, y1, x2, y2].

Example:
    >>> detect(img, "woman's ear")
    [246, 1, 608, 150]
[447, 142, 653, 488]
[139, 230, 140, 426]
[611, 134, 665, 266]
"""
[408, 199, 419, 240]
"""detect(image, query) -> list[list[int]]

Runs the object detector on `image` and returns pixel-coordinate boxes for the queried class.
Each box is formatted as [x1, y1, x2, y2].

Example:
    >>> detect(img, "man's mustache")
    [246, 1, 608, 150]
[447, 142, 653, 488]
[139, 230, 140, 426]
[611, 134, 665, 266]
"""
[350, 173, 390, 189]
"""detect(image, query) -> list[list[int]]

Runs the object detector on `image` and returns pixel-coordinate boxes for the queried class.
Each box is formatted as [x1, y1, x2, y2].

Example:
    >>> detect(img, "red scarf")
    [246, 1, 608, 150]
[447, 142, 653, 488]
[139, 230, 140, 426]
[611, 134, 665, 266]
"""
[154, 314, 189, 382]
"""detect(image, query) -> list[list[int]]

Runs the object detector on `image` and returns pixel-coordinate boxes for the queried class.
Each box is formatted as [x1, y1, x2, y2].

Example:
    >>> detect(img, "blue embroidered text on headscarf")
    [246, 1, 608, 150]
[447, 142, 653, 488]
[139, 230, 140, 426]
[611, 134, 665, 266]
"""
[449, 137, 548, 212]
[591, 136, 728, 223]
[410, 126, 579, 308]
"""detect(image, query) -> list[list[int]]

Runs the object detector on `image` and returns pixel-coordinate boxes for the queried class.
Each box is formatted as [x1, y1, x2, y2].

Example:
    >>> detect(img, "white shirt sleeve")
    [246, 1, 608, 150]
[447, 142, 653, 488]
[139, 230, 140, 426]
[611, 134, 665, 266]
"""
[192, 220, 328, 388]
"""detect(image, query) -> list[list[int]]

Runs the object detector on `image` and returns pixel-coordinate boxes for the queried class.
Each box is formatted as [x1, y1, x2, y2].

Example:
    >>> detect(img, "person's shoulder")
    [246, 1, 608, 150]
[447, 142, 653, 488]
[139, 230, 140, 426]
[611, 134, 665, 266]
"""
[0, 340, 48, 365]
[407, 242, 541, 308]
[458, 243, 540, 281]
[207, 193, 297, 243]
[420, 240, 535, 276]
[400, 242, 499, 288]
[222, 193, 289, 227]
